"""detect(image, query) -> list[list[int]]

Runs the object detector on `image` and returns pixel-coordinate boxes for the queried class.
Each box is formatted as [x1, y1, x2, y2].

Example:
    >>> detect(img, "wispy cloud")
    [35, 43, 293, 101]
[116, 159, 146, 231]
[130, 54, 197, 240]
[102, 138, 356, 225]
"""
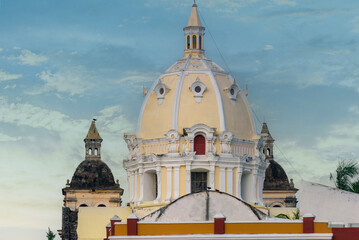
[0, 132, 22, 142]
[264, 45, 274, 50]
[0, 69, 22, 82]
[32, 67, 95, 96]
[272, 0, 296, 6]
[9, 49, 48, 66]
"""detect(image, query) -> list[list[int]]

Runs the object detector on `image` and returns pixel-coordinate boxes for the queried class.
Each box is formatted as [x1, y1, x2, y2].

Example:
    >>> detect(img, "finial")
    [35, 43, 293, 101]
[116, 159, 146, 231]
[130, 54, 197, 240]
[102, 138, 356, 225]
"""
[93, 118, 97, 122]
[66, 179, 70, 184]
[116, 179, 119, 184]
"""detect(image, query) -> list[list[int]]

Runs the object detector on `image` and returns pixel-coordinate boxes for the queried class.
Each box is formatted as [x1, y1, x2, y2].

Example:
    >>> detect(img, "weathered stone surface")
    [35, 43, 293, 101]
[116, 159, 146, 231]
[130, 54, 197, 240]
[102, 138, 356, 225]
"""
[62, 207, 78, 240]
[68, 159, 119, 190]
[264, 160, 295, 190]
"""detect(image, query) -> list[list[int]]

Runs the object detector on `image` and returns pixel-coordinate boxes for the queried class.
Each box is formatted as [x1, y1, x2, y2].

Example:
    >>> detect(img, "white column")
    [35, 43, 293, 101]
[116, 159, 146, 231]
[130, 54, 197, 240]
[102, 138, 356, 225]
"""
[227, 167, 233, 195]
[190, 34, 193, 49]
[220, 167, 226, 192]
[155, 167, 162, 203]
[209, 164, 215, 190]
[251, 169, 259, 204]
[186, 164, 191, 194]
[257, 169, 265, 206]
[237, 168, 243, 199]
[128, 171, 133, 202]
[138, 168, 144, 203]
[173, 167, 180, 200]
[133, 170, 138, 203]
[165, 167, 172, 202]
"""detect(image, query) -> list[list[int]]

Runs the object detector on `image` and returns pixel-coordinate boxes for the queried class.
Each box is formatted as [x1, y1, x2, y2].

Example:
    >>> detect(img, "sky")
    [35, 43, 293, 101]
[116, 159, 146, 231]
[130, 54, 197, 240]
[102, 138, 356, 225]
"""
[1, 0, 359, 239]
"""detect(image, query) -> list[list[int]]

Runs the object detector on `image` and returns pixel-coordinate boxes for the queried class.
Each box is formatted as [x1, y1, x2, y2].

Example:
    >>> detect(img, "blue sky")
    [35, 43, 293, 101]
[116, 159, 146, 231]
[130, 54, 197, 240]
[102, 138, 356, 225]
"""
[1, 0, 359, 239]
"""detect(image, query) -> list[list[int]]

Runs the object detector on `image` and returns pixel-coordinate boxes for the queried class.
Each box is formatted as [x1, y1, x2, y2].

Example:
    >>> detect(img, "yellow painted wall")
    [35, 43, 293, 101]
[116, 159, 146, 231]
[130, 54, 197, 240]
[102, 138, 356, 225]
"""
[114, 221, 331, 237]
[215, 74, 254, 140]
[161, 167, 167, 201]
[178, 73, 220, 132]
[138, 223, 214, 235]
[215, 166, 220, 190]
[140, 74, 178, 139]
[180, 166, 186, 196]
[226, 222, 302, 234]
[77, 207, 131, 240]
[233, 167, 237, 196]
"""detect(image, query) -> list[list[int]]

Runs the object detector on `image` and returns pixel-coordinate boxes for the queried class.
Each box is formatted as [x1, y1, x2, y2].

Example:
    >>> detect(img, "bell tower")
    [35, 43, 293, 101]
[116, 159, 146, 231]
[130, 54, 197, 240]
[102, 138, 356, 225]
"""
[261, 122, 274, 161]
[183, 1, 205, 54]
[84, 119, 102, 160]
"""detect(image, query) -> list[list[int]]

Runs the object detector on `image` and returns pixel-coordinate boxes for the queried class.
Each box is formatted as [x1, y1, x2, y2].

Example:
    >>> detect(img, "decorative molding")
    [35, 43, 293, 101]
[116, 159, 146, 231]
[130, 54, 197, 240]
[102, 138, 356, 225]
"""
[189, 77, 207, 103]
[224, 82, 240, 101]
[154, 79, 170, 105]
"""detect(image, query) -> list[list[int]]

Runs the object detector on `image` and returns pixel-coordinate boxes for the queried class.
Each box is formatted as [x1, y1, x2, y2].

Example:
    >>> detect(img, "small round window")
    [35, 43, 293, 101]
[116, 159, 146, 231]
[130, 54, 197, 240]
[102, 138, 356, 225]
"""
[159, 88, 165, 95]
[230, 88, 235, 95]
[195, 86, 201, 93]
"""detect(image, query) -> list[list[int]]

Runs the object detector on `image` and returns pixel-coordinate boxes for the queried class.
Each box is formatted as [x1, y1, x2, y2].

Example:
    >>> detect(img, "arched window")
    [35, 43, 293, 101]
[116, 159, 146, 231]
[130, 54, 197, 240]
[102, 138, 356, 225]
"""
[98, 204, 106, 207]
[194, 135, 205, 155]
[187, 35, 190, 49]
[267, 148, 271, 156]
[79, 204, 88, 207]
[199, 36, 202, 49]
[94, 148, 98, 155]
[193, 35, 197, 49]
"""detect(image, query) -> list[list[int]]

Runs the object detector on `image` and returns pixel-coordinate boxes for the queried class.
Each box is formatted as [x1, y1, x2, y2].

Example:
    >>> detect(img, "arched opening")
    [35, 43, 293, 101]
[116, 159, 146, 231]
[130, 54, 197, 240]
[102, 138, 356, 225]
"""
[90, 148, 93, 155]
[266, 148, 271, 156]
[241, 173, 252, 202]
[199, 36, 202, 49]
[191, 170, 208, 193]
[97, 204, 106, 207]
[79, 204, 88, 207]
[143, 170, 158, 201]
[193, 35, 197, 49]
[194, 135, 205, 155]
[94, 148, 98, 155]
[187, 35, 190, 49]
[272, 205, 281, 208]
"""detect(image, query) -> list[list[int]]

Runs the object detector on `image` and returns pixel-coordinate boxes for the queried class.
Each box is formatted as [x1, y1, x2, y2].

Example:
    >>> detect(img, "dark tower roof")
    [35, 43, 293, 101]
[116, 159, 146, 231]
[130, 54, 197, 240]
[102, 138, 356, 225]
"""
[85, 120, 102, 140]
[68, 159, 120, 190]
[263, 160, 296, 191]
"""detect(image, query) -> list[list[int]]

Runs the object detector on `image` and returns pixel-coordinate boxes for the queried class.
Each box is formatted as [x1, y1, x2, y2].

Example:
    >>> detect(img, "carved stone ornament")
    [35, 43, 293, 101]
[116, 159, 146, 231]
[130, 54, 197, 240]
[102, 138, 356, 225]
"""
[154, 79, 170, 104]
[219, 131, 233, 154]
[166, 129, 180, 153]
[224, 82, 240, 101]
[189, 77, 207, 103]
[124, 134, 140, 160]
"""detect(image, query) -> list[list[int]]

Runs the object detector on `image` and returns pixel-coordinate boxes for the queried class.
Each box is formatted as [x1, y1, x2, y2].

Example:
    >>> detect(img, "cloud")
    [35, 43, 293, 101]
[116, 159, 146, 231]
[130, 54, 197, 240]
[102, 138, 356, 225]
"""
[0, 48, 3, 52]
[0, 69, 22, 82]
[272, 0, 296, 6]
[264, 45, 274, 50]
[9, 49, 48, 66]
[0, 132, 22, 142]
[33, 67, 95, 96]
[3, 84, 16, 89]
[113, 71, 159, 88]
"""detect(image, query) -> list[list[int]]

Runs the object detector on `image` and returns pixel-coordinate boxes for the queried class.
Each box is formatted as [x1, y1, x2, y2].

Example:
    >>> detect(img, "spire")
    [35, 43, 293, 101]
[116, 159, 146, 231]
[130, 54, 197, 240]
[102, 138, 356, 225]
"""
[84, 119, 103, 160]
[85, 119, 102, 140]
[183, 2, 205, 54]
[187, 1, 202, 27]
[261, 122, 274, 141]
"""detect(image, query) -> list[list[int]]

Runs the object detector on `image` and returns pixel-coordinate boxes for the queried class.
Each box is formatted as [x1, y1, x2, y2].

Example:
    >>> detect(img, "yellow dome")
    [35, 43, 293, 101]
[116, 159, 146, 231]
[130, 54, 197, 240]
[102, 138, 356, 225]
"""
[136, 3, 256, 141]
[137, 52, 256, 140]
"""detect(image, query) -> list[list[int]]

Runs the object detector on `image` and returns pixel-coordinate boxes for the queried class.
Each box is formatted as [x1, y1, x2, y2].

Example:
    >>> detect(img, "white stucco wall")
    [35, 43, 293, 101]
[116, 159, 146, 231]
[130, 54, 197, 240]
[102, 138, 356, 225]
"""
[299, 181, 359, 224]
[141, 191, 265, 222]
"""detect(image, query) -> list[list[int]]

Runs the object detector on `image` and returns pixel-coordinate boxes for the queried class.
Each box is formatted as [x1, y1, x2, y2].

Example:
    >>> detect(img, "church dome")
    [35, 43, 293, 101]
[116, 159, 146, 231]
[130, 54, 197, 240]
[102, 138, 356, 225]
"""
[137, 4, 256, 141]
[263, 160, 293, 190]
[69, 159, 118, 189]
